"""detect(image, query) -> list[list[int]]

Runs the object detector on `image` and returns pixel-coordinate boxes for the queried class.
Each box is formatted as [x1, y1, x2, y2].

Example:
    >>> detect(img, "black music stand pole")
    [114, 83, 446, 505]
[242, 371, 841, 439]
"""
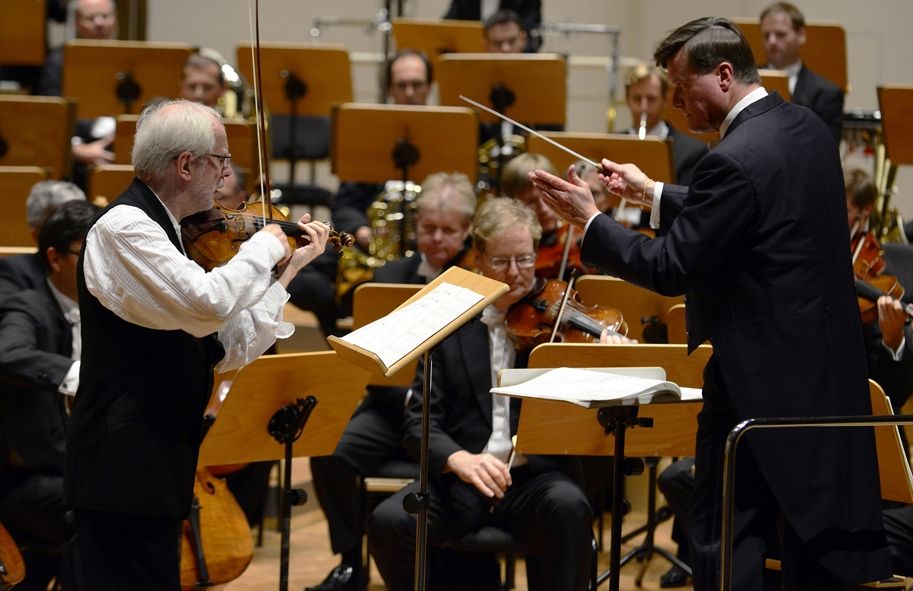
[391, 136, 419, 257]
[268, 396, 318, 591]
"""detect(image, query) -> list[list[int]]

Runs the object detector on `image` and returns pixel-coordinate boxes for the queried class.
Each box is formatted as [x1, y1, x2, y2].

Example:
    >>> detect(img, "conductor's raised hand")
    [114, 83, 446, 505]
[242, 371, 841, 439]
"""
[446, 450, 512, 499]
[527, 165, 599, 228]
[598, 159, 651, 208]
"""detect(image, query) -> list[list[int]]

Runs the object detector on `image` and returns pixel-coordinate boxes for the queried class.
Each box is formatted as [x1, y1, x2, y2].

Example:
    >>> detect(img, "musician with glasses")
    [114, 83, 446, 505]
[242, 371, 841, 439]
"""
[368, 198, 594, 591]
[63, 99, 329, 590]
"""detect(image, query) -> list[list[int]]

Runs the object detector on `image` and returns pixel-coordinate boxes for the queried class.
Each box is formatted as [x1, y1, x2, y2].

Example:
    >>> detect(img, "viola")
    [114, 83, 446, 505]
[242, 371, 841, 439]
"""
[0, 522, 24, 590]
[505, 278, 627, 351]
[850, 230, 906, 324]
[181, 201, 354, 272]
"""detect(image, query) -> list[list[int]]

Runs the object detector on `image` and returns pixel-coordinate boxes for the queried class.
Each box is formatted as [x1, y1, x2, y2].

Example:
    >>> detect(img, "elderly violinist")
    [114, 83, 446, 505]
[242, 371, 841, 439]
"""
[530, 17, 890, 591]
[367, 197, 594, 591]
[63, 99, 329, 591]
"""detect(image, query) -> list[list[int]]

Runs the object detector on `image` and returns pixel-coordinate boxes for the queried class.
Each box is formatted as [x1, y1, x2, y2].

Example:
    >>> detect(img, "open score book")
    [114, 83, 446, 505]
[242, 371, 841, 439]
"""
[491, 367, 703, 408]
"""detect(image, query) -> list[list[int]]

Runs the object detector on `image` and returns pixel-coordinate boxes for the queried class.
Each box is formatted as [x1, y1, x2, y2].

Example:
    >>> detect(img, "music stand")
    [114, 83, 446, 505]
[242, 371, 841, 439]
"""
[391, 18, 484, 63]
[0, 166, 46, 247]
[877, 86, 913, 167]
[575, 275, 683, 343]
[62, 40, 193, 118]
[515, 343, 712, 591]
[328, 266, 508, 591]
[0, 95, 75, 180]
[0, 0, 44, 66]
[732, 18, 848, 93]
[236, 42, 352, 198]
[198, 351, 370, 591]
[526, 133, 675, 184]
[351, 282, 422, 387]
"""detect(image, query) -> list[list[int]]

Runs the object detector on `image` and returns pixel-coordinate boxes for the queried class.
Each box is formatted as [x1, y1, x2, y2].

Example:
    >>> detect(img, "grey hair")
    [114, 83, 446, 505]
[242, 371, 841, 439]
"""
[132, 99, 221, 184]
[472, 197, 542, 253]
[417, 172, 477, 223]
[26, 180, 86, 229]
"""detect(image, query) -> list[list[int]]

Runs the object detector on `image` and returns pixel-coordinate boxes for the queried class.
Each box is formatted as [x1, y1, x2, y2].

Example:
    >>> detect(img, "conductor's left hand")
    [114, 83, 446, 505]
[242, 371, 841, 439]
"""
[528, 165, 600, 228]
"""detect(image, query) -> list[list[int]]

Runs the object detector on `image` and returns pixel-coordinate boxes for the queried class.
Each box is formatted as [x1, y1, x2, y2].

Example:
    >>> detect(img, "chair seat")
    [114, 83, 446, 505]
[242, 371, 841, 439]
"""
[446, 526, 537, 556]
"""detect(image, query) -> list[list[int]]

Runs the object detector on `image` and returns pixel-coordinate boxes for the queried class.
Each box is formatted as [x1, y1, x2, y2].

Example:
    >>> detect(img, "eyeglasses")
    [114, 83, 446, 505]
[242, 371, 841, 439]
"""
[484, 253, 537, 271]
[206, 153, 232, 170]
[66, 250, 81, 257]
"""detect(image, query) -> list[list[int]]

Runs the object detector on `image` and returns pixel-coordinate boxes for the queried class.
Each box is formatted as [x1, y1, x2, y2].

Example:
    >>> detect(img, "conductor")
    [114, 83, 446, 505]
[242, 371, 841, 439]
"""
[530, 16, 890, 591]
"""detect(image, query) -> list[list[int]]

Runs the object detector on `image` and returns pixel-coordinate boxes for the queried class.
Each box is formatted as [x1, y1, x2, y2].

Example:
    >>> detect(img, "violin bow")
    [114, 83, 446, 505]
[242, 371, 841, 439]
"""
[248, 0, 273, 226]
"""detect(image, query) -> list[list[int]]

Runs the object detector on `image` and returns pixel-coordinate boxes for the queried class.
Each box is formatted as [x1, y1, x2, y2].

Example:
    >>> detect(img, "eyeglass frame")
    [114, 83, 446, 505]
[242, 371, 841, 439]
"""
[482, 252, 537, 271]
[205, 153, 232, 170]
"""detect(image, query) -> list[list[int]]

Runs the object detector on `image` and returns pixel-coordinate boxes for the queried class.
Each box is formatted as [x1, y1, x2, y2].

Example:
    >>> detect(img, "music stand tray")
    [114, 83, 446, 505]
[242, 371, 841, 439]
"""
[235, 42, 353, 117]
[331, 103, 478, 184]
[351, 283, 423, 388]
[437, 54, 567, 127]
[391, 18, 484, 63]
[526, 133, 675, 184]
[62, 40, 193, 119]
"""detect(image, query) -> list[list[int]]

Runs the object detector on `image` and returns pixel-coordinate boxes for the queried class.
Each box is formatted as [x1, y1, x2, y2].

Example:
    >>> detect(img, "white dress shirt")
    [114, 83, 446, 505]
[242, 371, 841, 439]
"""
[83, 196, 294, 374]
[47, 278, 80, 396]
[480, 305, 526, 467]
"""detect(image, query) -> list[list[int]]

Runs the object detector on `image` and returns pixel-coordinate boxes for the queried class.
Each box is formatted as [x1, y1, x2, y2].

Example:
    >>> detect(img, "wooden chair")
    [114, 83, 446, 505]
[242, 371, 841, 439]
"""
[0, 166, 46, 247]
[574, 275, 683, 344]
[87, 164, 134, 205]
[0, 96, 75, 180]
[0, 0, 45, 67]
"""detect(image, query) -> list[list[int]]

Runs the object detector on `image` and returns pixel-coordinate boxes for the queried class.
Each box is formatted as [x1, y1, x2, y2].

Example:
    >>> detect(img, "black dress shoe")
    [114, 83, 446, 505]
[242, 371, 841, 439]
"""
[659, 564, 690, 588]
[305, 564, 360, 591]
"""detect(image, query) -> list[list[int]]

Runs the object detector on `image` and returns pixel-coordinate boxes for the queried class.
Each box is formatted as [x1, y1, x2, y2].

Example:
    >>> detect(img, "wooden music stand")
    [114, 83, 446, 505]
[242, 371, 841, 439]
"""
[732, 18, 848, 93]
[0, 166, 46, 247]
[574, 275, 683, 343]
[0, 0, 44, 66]
[510, 343, 710, 590]
[235, 42, 353, 117]
[0, 95, 75, 179]
[114, 115, 257, 189]
[62, 40, 193, 118]
[198, 351, 369, 590]
[331, 103, 478, 183]
[526, 133, 674, 183]
[352, 283, 422, 387]
[88, 164, 134, 205]
[391, 18, 484, 63]
[870, 381, 913, 504]
[877, 86, 913, 167]
[437, 54, 567, 128]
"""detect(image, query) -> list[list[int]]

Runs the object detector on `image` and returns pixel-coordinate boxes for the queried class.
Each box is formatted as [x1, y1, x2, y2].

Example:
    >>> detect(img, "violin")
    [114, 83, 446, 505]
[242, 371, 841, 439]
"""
[181, 201, 354, 272]
[505, 278, 627, 351]
[0, 522, 24, 590]
[851, 230, 906, 324]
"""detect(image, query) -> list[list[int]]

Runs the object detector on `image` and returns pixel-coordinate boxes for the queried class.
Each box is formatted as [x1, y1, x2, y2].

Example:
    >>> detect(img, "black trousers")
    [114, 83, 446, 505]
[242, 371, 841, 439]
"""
[367, 467, 593, 591]
[68, 508, 181, 591]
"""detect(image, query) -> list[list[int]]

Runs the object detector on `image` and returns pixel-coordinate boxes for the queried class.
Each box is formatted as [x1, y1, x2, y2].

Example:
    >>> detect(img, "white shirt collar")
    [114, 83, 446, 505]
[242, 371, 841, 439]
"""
[719, 87, 769, 139]
[146, 183, 186, 254]
[416, 253, 441, 282]
[47, 277, 78, 324]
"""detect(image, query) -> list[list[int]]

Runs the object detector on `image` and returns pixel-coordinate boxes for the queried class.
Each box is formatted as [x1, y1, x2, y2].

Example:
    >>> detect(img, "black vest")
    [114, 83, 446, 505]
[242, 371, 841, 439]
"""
[64, 178, 224, 518]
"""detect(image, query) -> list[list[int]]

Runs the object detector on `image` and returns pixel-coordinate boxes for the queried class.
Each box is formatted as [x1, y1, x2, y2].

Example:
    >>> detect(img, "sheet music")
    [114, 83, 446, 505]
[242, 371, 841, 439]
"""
[342, 282, 484, 369]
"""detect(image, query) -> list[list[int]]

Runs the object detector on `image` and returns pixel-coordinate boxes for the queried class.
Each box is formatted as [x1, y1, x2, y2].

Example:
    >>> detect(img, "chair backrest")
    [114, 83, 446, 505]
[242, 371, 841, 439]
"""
[0, 96, 75, 179]
[88, 164, 135, 205]
[0, 166, 46, 247]
[574, 275, 683, 343]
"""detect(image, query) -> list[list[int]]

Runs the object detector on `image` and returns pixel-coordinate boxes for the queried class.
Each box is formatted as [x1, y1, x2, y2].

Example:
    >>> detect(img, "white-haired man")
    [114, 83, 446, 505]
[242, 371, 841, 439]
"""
[64, 99, 329, 590]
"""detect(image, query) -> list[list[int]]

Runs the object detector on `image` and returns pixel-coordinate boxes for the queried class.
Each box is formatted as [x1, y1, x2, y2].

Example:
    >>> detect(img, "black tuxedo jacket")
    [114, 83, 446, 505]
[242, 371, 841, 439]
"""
[792, 64, 844, 144]
[0, 253, 45, 304]
[582, 92, 888, 581]
[444, 0, 541, 37]
[0, 281, 71, 479]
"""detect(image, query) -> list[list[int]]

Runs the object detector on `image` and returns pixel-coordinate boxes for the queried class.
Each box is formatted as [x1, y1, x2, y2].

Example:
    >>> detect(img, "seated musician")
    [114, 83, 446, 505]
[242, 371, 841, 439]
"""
[444, 0, 541, 52]
[0, 180, 87, 303]
[0, 200, 99, 590]
[368, 197, 594, 591]
[179, 52, 229, 113]
[655, 167, 913, 589]
[501, 152, 587, 279]
[286, 49, 433, 339]
[305, 172, 476, 591]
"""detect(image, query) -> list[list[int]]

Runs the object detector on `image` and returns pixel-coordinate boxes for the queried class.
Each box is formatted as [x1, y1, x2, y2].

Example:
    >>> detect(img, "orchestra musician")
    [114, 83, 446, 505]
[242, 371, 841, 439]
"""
[306, 172, 476, 591]
[63, 99, 329, 590]
[759, 2, 844, 143]
[179, 52, 229, 113]
[445, 0, 541, 52]
[530, 17, 890, 590]
[0, 200, 99, 591]
[367, 197, 594, 591]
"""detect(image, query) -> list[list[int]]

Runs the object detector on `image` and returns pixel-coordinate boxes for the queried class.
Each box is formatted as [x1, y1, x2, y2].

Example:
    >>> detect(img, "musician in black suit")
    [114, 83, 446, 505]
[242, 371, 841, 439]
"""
[0, 180, 86, 304]
[368, 198, 593, 591]
[0, 200, 98, 590]
[445, 0, 540, 51]
[759, 2, 844, 143]
[531, 17, 889, 590]
[306, 173, 476, 591]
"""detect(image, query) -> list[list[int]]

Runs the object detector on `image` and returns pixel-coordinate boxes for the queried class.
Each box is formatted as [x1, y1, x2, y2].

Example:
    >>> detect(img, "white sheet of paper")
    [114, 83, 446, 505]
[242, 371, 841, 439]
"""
[341, 282, 484, 369]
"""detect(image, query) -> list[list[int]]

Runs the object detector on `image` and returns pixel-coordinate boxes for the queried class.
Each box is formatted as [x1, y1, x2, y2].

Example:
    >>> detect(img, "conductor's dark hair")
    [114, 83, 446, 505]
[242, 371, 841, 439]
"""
[653, 17, 761, 85]
[483, 9, 523, 33]
[37, 200, 100, 270]
[385, 48, 433, 87]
